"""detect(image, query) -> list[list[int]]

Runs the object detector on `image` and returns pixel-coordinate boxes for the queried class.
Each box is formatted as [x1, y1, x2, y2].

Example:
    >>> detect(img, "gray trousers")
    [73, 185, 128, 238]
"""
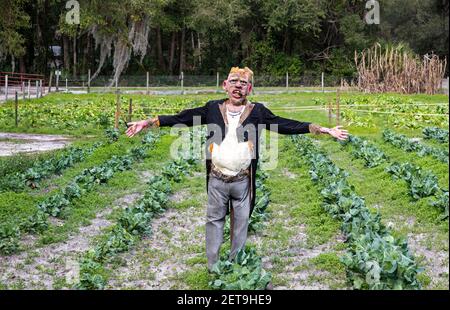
[206, 176, 250, 270]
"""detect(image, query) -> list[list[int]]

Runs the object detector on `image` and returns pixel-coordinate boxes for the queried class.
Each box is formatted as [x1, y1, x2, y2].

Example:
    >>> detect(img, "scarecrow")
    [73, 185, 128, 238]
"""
[126, 67, 348, 271]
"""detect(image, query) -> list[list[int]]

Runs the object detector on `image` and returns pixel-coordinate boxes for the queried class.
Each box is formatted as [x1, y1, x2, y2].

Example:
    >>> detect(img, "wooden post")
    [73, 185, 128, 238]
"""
[328, 100, 332, 125]
[56, 72, 59, 92]
[27, 80, 31, 99]
[180, 71, 184, 94]
[22, 82, 25, 100]
[87, 69, 91, 93]
[146, 71, 149, 95]
[65, 78, 68, 92]
[286, 72, 289, 90]
[336, 89, 340, 126]
[15, 91, 18, 127]
[40, 80, 43, 98]
[49, 71, 53, 93]
[115, 89, 120, 130]
[35, 81, 38, 98]
[5, 75, 8, 101]
[127, 98, 133, 123]
[321, 72, 324, 93]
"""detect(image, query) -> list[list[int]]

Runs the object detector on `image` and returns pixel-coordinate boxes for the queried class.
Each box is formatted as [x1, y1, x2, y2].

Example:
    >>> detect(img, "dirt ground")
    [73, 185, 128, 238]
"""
[0, 132, 72, 156]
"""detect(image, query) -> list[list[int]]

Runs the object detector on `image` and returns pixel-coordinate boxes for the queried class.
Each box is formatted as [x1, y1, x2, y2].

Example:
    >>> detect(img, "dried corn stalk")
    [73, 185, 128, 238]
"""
[355, 43, 447, 94]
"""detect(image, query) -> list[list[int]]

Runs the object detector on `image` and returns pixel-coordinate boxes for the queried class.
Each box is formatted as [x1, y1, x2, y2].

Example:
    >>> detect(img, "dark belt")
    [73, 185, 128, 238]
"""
[210, 164, 250, 183]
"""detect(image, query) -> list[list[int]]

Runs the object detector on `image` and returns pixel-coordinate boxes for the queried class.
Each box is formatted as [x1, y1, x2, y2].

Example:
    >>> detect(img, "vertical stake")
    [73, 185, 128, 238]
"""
[87, 69, 91, 93]
[15, 91, 18, 127]
[181, 71, 184, 94]
[128, 98, 133, 123]
[336, 89, 341, 126]
[321, 72, 324, 93]
[5, 75, 8, 101]
[115, 89, 120, 130]
[146, 72, 149, 95]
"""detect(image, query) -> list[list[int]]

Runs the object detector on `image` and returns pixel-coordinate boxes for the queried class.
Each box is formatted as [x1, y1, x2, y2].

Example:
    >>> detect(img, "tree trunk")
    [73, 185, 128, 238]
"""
[156, 26, 166, 71]
[169, 31, 176, 74]
[73, 35, 77, 77]
[11, 56, 16, 72]
[179, 27, 185, 74]
[63, 36, 70, 71]
[19, 56, 26, 73]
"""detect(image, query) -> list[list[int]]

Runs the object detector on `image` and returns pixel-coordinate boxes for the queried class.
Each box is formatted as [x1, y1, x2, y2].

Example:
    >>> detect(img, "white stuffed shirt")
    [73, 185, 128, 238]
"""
[211, 105, 253, 176]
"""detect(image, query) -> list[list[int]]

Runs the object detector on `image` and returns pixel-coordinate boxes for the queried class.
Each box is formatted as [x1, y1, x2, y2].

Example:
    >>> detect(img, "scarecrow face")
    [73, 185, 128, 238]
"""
[223, 72, 252, 105]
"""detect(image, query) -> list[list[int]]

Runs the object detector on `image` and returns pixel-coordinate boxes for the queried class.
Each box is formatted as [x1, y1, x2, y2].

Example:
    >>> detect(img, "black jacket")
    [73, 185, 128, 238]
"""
[158, 99, 311, 215]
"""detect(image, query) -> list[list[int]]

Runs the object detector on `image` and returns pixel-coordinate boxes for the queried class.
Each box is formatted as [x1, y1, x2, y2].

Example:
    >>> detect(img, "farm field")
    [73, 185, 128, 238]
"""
[0, 92, 448, 290]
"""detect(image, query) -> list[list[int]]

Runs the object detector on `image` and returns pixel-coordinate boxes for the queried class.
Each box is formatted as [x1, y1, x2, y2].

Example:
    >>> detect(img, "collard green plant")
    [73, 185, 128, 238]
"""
[291, 135, 421, 290]
[423, 127, 449, 143]
[209, 247, 271, 290]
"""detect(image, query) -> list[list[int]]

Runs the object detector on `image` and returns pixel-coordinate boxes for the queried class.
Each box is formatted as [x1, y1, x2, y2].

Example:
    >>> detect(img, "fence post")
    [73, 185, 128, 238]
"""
[5, 75, 8, 101]
[65, 78, 68, 93]
[15, 91, 18, 127]
[286, 72, 289, 90]
[328, 99, 332, 125]
[115, 89, 120, 130]
[22, 82, 25, 100]
[56, 72, 59, 92]
[321, 72, 324, 93]
[87, 69, 91, 94]
[27, 80, 31, 99]
[127, 98, 133, 123]
[336, 89, 340, 126]
[35, 81, 38, 99]
[146, 71, 149, 95]
[181, 71, 184, 94]
[49, 71, 53, 93]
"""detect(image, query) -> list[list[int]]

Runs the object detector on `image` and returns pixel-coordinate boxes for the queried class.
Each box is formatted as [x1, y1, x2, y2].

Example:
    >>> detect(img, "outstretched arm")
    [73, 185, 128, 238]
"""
[262, 105, 348, 140]
[309, 124, 349, 141]
[126, 104, 208, 137]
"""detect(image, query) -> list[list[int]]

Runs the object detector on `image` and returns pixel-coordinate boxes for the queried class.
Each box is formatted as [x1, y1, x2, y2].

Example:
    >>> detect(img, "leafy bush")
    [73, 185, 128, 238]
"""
[0, 223, 21, 255]
[105, 128, 120, 143]
[341, 135, 388, 167]
[383, 129, 448, 164]
[386, 162, 440, 200]
[430, 191, 449, 220]
[209, 247, 271, 290]
[423, 127, 449, 143]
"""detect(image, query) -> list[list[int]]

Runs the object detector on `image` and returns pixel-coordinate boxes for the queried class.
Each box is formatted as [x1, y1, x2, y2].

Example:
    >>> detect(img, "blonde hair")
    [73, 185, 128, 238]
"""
[228, 66, 254, 80]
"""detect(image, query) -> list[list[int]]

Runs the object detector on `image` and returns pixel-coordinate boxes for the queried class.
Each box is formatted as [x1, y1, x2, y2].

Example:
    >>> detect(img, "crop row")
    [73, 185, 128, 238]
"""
[386, 162, 448, 219]
[291, 135, 421, 289]
[340, 133, 448, 219]
[423, 127, 449, 144]
[75, 131, 202, 289]
[339, 95, 449, 129]
[0, 131, 160, 255]
[340, 134, 388, 167]
[0, 96, 201, 130]
[383, 129, 448, 164]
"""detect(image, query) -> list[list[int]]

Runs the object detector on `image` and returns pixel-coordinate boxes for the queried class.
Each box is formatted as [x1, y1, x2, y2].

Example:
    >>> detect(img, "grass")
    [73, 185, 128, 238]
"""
[0, 91, 448, 290]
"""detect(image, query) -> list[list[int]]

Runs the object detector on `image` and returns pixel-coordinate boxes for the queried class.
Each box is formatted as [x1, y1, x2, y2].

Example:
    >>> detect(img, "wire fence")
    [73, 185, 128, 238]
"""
[47, 73, 357, 92]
